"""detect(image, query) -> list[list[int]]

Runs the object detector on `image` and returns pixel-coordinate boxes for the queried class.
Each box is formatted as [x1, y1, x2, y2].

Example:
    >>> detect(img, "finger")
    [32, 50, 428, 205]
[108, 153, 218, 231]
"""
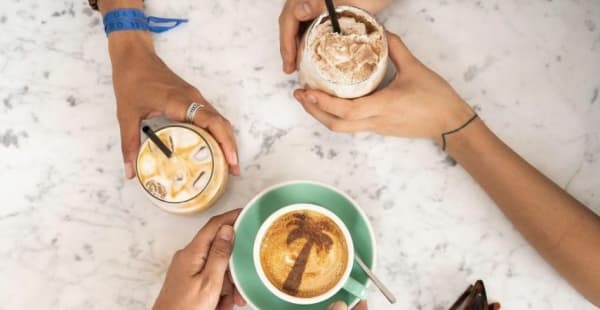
[295, 92, 374, 133]
[218, 296, 234, 310]
[195, 111, 239, 175]
[385, 32, 416, 72]
[164, 89, 241, 176]
[294, 89, 381, 120]
[295, 0, 325, 20]
[163, 90, 193, 121]
[183, 92, 239, 174]
[225, 126, 240, 176]
[233, 286, 246, 306]
[353, 300, 368, 310]
[218, 276, 234, 310]
[226, 269, 247, 306]
[327, 301, 348, 310]
[221, 274, 233, 297]
[229, 163, 241, 177]
[201, 225, 235, 286]
[162, 85, 219, 127]
[279, 0, 325, 73]
[182, 209, 241, 272]
[116, 108, 141, 179]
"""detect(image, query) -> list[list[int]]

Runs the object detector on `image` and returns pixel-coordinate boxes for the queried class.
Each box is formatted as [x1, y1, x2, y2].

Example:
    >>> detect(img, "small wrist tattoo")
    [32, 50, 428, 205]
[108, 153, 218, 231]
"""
[441, 114, 479, 151]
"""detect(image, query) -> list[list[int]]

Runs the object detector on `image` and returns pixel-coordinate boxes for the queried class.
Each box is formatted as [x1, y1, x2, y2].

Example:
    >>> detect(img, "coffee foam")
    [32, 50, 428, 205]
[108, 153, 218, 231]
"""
[137, 126, 214, 203]
[309, 12, 384, 84]
[259, 210, 348, 298]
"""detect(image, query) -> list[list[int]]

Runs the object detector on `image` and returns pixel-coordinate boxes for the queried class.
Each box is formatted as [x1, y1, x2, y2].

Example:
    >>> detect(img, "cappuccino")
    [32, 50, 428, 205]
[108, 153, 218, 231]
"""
[259, 209, 349, 298]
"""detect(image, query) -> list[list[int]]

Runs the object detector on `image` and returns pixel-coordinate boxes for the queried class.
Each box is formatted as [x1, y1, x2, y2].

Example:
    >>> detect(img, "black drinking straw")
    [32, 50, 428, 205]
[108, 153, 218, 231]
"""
[142, 126, 172, 158]
[324, 0, 341, 33]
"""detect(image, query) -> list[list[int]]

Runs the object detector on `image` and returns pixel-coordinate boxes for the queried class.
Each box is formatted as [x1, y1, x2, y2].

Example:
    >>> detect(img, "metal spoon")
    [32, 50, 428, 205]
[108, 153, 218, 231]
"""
[355, 255, 397, 304]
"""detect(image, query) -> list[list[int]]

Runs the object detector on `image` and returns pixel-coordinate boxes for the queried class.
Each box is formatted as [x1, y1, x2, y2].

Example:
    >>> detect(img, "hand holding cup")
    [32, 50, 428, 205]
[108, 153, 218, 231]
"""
[152, 209, 246, 310]
[294, 32, 475, 146]
[108, 32, 239, 179]
[279, 0, 392, 73]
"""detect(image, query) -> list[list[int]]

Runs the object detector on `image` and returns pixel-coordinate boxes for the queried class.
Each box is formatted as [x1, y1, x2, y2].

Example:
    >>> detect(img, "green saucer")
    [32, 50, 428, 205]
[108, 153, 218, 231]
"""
[230, 181, 376, 310]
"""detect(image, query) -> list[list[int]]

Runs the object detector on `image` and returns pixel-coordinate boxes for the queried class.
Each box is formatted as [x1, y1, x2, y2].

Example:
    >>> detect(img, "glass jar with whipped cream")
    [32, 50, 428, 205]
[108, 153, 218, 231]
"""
[297, 5, 389, 99]
[135, 123, 228, 215]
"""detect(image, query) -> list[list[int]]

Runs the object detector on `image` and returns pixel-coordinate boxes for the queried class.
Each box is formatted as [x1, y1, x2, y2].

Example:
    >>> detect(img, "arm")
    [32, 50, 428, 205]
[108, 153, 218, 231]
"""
[447, 119, 600, 306]
[293, 32, 600, 306]
[279, 0, 393, 73]
[96, 0, 240, 178]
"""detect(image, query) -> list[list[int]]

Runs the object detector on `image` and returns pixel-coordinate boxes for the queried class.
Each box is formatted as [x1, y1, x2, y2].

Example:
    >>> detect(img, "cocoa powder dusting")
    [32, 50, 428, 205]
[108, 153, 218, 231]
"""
[281, 212, 334, 295]
[282, 239, 313, 294]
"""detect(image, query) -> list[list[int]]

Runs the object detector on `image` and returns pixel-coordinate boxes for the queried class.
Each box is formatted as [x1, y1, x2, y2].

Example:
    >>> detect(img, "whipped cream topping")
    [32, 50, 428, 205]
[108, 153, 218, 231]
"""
[309, 15, 384, 84]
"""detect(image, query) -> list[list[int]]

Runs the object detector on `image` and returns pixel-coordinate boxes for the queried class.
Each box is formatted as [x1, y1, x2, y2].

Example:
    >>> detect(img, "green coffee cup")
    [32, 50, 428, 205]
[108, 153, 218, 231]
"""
[230, 181, 376, 309]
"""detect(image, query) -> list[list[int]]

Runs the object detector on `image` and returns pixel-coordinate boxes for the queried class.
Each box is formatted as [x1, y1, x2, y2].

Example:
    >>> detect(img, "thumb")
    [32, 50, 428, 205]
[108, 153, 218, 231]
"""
[117, 110, 141, 179]
[353, 300, 369, 310]
[386, 32, 416, 72]
[327, 301, 348, 310]
[201, 225, 235, 284]
[294, 0, 326, 21]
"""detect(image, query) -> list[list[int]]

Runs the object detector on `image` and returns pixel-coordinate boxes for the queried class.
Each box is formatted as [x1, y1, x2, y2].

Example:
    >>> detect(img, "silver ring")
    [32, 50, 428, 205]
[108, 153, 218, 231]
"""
[185, 102, 204, 123]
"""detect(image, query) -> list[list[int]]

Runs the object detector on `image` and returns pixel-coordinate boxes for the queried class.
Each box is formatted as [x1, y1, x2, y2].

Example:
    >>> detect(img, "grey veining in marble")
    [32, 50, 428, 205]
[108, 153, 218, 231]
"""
[0, 0, 599, 309]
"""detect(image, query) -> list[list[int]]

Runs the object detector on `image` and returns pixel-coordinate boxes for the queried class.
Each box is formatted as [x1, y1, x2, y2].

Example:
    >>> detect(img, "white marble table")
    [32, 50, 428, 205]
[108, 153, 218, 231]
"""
[1, 0, 599, 309]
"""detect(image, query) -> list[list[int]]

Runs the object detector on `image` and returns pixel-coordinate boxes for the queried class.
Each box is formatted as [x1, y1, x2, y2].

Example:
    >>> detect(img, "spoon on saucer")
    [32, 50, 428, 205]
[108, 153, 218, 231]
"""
[355, 255, 396, 304]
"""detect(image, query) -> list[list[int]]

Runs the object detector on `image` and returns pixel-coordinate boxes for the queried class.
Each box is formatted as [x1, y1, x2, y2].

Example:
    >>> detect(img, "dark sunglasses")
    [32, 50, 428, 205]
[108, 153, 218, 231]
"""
[449, 280, 501, 310]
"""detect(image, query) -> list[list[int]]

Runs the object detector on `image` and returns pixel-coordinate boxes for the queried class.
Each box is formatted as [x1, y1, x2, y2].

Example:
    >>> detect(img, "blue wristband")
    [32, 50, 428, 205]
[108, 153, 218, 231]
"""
[103, 8, 188, 35]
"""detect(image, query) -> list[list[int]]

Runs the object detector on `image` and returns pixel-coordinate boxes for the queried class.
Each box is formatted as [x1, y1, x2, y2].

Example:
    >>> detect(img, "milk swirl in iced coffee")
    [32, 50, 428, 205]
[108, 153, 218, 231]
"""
[297, 6, 388, 99]
[136, 124, 227, 214]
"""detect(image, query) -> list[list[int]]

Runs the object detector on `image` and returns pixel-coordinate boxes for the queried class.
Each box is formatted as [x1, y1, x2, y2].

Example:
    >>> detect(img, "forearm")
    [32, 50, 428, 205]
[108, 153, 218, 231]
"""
[97, 0, 154, 71]
[447, 118, 600, 306]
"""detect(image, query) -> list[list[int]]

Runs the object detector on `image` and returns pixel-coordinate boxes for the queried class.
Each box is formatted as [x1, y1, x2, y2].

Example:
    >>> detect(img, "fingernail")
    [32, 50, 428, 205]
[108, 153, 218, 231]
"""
[124, 162, 134, 179]
[230, 151, 238, 165]
[284, 62, 294, 73]
[217, 225, 234, 241]
[306, 94, 317, 104]
[302, 2, 311, 16]
[327, 301, 348, 310]
[293, 90, 303, 101]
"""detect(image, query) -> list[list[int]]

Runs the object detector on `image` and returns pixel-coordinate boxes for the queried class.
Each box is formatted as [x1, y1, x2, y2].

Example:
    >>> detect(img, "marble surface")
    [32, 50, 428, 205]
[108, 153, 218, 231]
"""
[1, 0, 599, 309]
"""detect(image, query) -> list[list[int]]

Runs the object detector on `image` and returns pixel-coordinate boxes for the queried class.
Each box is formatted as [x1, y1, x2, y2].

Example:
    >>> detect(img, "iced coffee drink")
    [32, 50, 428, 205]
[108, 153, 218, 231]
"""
[135, 124, 228, 215]
[297, 5, 388, 99]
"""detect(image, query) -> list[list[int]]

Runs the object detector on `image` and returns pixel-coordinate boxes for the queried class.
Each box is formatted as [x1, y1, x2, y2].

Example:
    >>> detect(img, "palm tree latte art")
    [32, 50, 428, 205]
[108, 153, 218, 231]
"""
[282, 213, 334, 295]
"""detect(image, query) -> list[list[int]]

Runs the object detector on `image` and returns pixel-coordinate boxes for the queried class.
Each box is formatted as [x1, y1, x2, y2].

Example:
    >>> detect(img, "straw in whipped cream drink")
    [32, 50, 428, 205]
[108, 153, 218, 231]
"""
[297, 5, 388, 99]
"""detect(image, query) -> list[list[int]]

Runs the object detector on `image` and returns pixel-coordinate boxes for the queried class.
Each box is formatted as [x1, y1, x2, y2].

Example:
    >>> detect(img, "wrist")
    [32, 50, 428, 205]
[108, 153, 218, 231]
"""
[100, 3, 154, 60]
[108, 31, 155, 67]
[444, 115, 486, 157]
[98, 0, 144, 15]
[434, 99, 475, 146]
